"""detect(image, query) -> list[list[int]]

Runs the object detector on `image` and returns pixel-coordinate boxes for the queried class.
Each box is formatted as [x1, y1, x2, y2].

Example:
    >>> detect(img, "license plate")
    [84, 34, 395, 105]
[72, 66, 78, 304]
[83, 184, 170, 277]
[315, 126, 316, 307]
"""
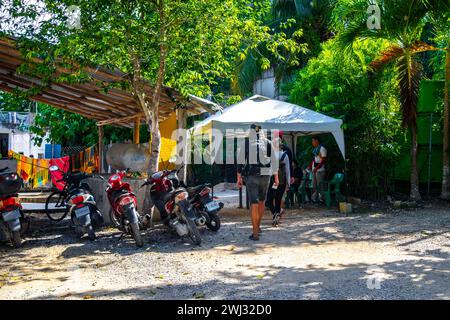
[74, 206, 90, 218]
[2, 209, 20, 222]
[205, 201, 220, 212]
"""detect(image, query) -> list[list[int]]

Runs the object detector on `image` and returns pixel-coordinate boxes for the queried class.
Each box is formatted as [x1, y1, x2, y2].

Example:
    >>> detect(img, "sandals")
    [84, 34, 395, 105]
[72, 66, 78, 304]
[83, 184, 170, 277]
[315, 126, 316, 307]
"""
[249, 234, 260, 241]
[272, 213, 281, 227]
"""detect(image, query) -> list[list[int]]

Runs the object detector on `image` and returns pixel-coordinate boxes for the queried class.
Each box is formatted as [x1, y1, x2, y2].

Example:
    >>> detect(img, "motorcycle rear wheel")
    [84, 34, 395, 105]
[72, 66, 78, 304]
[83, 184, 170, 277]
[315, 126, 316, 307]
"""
[109, 209, 122, 228]
[206, 211, 221, 232]
[130, 221, 143, 247]
[87, 225, 96, 241]
[11, 231, 22, 248]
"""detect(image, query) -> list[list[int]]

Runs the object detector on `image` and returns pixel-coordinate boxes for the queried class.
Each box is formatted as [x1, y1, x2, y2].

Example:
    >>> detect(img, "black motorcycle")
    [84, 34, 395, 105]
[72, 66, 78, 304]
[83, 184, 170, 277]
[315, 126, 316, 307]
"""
[185, 183, 223, 232]
[0, 167, 30, 248]
[141, 165, 202, 245]
[48, 166, 104, 240]
[163, 164, 224, 231]
[167, 169, 223, 232]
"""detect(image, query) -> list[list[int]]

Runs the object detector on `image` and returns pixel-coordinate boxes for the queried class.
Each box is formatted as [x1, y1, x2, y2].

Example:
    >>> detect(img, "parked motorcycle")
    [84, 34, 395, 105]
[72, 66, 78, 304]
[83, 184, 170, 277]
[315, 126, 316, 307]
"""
[48, 166, 104, 240]
[141, 165, 202, 245]
[104, 170, 144, 247]
[0, 167, 29, 248]
[167, 170, 223, 232]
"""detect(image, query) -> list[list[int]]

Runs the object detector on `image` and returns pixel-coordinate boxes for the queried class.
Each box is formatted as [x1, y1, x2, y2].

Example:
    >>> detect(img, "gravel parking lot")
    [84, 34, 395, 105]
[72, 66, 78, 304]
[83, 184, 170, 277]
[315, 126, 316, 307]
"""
[1, 203, 450, 300]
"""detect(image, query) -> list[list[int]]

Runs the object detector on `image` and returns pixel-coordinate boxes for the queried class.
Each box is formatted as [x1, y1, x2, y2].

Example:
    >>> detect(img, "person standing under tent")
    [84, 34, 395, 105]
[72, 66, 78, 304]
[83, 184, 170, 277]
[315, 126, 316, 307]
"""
[277, 131, 294, 186]
[237, 124, 278, 241]
[305, 136, 327, 203]
[266, 136, 291, 226]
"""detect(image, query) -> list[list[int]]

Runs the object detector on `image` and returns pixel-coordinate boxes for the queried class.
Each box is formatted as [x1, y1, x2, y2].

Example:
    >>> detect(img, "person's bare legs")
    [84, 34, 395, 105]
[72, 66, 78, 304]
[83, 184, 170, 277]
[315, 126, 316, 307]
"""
[257, 201, 265, 230]
[251, 203, 260, 237]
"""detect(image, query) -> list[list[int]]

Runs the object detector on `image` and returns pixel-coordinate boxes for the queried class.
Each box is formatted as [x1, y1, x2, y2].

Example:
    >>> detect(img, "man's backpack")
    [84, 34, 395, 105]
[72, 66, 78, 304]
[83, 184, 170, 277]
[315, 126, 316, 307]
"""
[242, 135, 272, 177]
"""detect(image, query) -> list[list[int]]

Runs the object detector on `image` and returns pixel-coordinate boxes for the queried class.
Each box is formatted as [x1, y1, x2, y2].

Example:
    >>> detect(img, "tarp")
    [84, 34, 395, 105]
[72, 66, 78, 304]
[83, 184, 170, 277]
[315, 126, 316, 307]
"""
[191, 95, 346, 158]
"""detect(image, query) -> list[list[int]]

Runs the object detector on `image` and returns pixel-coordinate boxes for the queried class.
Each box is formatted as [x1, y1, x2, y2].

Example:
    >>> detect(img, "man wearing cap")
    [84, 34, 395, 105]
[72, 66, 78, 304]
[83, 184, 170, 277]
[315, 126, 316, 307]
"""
[237, 124, 279, 241]
[306, 136, 327, 202]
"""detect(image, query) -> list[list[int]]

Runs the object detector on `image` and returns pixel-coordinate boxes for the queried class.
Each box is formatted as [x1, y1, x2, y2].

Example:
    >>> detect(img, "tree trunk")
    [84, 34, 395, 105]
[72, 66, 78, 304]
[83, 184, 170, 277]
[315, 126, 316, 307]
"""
[441, 42, 450, 200]
[147, 0, 167, 174]
[410, 125, 421, 200]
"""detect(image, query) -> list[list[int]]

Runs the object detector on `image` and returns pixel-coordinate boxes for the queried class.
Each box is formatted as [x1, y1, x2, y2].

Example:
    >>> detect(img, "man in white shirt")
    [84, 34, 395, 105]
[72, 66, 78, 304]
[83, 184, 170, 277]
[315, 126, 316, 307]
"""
[306, 136, 327, 203]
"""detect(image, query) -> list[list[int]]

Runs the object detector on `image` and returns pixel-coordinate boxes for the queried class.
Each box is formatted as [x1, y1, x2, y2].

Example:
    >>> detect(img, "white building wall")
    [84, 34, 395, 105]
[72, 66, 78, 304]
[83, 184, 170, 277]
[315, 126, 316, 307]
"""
[252, 68, 289, 101]
[0, 112, 47, 158]
[253, 68, 278, 99]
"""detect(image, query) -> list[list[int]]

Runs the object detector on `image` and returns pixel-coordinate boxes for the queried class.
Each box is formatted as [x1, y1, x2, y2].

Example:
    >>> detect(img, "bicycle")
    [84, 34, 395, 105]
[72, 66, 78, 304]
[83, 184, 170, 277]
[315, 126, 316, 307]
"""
[45, 169, 94, 222]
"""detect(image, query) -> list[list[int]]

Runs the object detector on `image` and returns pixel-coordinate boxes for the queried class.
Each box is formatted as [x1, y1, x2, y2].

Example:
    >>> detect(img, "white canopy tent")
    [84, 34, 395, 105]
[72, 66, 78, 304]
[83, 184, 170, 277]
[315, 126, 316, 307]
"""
[190, 95, 346, 159]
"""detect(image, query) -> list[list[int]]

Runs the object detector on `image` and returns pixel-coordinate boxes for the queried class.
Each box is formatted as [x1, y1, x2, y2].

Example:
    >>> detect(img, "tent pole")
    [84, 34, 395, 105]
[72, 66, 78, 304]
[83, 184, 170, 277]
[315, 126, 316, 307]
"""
[427, 113, 433, 198]
[239, 187, 243, 208]
[98, 125, 104, 173]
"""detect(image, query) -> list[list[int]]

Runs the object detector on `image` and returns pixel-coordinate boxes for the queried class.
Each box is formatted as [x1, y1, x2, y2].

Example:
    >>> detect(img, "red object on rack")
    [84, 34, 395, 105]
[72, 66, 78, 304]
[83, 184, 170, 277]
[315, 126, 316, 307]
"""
[49, 156, 70, 191]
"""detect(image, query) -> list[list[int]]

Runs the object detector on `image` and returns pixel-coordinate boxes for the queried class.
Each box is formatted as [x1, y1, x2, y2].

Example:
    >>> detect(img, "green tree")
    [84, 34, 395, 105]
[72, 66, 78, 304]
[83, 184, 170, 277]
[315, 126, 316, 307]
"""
[332, 0, 449, 200]
[429, 12, 450, 199]
[2, 0, 302, 174]
[289, 38, 402, 199]
[29, 103, 134, 147]
[0, 91, 35, 112]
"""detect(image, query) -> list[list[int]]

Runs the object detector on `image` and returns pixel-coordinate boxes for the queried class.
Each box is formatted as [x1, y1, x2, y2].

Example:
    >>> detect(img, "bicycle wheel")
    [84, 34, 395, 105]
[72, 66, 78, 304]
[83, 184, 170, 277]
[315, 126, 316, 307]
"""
[45, 191, 69, 221]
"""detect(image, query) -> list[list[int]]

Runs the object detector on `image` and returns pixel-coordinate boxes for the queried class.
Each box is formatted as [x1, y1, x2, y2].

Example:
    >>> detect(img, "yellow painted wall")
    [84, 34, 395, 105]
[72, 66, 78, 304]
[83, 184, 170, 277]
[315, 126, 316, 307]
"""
[158, 113, 177, 169]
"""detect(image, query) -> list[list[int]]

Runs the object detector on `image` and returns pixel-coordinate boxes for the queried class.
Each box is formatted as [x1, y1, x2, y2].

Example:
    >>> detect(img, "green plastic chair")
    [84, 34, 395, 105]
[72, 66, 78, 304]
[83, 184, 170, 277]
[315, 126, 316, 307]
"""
[286, 185, 302, 208]
[321, 173, 345, 209]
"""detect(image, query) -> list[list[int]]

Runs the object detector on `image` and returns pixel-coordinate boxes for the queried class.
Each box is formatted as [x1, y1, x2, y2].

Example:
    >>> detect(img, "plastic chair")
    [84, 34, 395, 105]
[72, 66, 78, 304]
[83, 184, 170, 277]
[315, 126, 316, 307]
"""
[285, 185, 301, 208]
[321, 173, 345, 209]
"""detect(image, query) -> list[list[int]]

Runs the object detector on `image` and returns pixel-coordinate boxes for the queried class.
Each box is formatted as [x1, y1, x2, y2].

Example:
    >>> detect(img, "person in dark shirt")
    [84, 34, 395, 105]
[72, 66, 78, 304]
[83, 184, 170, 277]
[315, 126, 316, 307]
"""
[291, 160, 303, 194]
[277, 131, 294, 186]
[237, 124, 278, 241]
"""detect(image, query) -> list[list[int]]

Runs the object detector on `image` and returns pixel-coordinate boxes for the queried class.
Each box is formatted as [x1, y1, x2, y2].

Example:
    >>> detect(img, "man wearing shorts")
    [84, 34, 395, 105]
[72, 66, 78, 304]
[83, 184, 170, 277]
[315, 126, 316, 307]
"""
[237, 124, 279, 241]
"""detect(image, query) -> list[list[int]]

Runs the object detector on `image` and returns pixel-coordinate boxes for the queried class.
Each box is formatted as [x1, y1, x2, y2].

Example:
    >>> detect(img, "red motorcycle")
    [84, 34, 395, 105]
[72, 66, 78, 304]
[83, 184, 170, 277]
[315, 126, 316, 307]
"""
[105, 171, 144, 247]
[141, 166, 202, 245]
[0, 167, 29, 248]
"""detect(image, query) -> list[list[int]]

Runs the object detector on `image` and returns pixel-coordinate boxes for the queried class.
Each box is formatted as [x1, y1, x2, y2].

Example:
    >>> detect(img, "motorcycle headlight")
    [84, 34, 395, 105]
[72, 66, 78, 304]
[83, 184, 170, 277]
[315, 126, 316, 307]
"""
[174, 191, 188, 203]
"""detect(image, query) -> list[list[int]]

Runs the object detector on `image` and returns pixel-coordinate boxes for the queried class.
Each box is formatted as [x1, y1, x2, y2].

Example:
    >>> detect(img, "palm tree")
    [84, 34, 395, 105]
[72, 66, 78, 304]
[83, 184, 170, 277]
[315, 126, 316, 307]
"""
[443, 41, 450, 199]
[333, 0, 448, 200]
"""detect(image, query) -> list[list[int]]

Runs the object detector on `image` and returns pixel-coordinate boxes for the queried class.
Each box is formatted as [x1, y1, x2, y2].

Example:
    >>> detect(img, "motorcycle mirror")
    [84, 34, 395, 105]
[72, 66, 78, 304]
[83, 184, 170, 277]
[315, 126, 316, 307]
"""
[49, 165, 60, 172]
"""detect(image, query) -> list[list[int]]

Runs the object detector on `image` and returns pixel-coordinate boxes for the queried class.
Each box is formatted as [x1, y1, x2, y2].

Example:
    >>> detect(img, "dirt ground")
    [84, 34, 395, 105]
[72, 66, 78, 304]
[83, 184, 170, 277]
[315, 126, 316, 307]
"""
[1, 203, 450, 300]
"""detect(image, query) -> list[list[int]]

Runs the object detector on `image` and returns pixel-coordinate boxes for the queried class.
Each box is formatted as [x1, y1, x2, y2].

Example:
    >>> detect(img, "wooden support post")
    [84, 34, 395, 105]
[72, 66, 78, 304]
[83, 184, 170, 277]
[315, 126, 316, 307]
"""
[134, 117, 141, 144]
[239, 187, 243, 208]
[177, 107, 188, 183]
[98, 125, 104, 173]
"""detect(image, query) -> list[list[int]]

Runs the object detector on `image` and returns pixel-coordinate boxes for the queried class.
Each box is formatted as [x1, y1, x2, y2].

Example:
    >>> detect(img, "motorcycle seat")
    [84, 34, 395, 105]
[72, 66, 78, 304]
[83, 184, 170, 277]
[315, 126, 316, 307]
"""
[163, 192, 173, 204]
[186, 184, 208, 196]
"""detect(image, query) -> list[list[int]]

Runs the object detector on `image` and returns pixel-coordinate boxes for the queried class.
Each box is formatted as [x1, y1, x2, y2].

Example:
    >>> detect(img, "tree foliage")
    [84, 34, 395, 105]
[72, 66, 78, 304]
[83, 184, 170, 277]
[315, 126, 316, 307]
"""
[1, 0, 303, 173]
[289, 39, 403, 199]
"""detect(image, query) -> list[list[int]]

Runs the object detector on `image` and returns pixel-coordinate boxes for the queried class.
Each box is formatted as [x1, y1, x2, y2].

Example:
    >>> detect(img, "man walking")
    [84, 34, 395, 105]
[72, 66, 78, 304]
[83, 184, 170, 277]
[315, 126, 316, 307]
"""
[266, 135, 290, 226]
[306, 136, 327, 203]
[237, 124, 278, 241]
